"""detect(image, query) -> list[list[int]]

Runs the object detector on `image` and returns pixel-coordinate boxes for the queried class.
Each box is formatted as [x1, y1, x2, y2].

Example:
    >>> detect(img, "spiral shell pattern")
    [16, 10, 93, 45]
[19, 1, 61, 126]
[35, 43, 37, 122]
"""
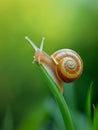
[51, 49, 83, 82]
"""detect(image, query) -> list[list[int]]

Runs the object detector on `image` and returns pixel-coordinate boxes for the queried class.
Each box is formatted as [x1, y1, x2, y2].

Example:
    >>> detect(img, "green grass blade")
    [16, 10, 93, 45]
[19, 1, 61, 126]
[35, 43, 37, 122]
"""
[92, 105, 98, 130]
[35, 63, 74, 130]
[86, 82, 93, 121]
[3, 107, 13, 130]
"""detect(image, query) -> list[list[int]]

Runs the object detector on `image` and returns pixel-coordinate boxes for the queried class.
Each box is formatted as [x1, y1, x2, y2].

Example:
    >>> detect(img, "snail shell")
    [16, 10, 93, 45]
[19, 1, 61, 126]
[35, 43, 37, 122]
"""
[51, 49, 83, 83]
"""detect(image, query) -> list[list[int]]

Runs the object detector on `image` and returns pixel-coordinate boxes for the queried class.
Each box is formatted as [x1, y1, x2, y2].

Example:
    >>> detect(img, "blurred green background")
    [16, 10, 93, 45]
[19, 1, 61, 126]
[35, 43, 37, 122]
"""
[0, 0, 98, 130]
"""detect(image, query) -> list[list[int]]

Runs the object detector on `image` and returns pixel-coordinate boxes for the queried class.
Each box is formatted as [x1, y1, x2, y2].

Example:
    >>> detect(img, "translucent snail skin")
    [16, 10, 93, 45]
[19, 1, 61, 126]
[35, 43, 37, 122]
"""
[25, 36, 83, 93]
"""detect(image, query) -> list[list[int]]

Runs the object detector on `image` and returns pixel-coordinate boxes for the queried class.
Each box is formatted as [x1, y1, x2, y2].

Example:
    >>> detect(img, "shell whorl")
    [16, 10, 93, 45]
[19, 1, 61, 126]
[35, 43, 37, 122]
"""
[51, 49, 83, 82]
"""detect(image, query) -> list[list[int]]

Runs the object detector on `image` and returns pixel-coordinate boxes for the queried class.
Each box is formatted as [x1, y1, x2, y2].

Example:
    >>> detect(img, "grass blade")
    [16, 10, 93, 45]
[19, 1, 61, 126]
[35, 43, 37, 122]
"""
[35, 63, 74, 130]
[92, 105, 98, 130]
[3, 107, 13, 130]
[86, 82, 93, 121]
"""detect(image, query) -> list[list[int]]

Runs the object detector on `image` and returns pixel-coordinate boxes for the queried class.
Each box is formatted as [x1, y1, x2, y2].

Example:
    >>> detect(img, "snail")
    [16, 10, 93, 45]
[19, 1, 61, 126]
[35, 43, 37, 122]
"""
[25, 36, 83, 93]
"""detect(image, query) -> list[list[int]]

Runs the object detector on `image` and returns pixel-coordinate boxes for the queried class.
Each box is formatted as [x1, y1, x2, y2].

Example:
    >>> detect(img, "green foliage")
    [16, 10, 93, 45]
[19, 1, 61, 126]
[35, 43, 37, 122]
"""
[18, 103, 48, 130]
[36, 63, 74, 130]
[3, 107, 13, 130]
[86, 82, 93, 121]
[0, 0, 98, 129]
[92, 105, 98, 130]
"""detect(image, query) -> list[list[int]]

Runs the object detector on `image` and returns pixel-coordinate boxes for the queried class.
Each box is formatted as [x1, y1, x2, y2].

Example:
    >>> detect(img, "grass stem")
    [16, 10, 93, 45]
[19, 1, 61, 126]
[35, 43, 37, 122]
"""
[35, 63, 74, 130]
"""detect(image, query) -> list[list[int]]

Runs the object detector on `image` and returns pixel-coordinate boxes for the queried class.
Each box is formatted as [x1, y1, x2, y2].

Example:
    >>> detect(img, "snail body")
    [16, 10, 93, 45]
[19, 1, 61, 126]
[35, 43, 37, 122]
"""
[25, 36, 83, 92]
